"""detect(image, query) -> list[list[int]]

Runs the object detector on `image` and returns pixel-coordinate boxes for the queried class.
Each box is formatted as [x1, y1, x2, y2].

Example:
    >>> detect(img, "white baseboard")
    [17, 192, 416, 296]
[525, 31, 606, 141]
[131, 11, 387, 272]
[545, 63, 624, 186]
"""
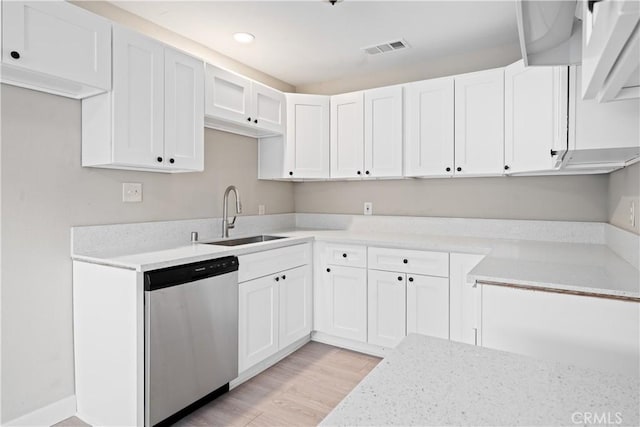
[311, 331, 391, 358]
[230, 335, 311, 389]
[4, 395, 76, 427]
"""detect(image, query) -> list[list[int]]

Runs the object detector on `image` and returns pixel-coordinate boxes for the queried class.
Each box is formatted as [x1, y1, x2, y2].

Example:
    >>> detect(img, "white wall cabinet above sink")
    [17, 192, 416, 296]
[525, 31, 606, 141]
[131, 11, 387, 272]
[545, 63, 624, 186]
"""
[205, 65, 286, 138]
[1, 0, 111, 99]
[82, 25, 204, 173]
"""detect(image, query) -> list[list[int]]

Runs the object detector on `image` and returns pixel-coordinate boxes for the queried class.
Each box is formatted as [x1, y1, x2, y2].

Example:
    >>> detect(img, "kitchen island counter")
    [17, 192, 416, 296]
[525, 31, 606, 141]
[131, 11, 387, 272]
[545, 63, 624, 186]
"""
[320, 334, 640, 427]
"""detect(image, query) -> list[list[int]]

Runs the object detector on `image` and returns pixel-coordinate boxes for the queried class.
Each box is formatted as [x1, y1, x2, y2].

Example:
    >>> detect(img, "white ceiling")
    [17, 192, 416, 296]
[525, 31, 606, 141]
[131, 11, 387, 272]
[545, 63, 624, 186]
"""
[110, 1, 520, 87]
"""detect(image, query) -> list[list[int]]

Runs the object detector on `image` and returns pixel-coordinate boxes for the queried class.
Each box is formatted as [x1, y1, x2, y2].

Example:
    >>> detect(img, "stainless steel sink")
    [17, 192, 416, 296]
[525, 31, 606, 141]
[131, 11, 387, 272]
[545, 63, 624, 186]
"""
[203, 235, 286, 246]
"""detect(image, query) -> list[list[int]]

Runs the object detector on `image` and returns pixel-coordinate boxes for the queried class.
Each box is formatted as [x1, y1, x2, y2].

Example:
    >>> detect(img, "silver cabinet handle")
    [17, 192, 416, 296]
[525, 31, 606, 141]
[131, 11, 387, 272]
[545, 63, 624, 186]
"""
[473, 328, 478, 346]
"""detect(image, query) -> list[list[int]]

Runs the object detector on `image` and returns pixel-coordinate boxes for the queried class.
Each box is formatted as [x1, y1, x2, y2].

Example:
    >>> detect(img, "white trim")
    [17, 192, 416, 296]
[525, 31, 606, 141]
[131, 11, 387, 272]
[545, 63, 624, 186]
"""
[4, 395, 76, 427]
[230, 335, 310, 389]
[311, 331, 391, 358]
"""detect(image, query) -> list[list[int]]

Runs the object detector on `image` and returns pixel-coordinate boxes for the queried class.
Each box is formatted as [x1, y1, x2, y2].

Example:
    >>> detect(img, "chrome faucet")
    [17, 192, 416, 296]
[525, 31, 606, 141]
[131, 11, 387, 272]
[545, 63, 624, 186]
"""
[222, 185, 242, 238]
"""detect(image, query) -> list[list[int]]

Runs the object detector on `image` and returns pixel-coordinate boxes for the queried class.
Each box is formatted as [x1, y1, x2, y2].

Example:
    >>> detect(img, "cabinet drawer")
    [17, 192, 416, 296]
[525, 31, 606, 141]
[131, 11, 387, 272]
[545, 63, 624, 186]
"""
[325, 243, 367, 268]
[239, 243, 311, 283]
[368, 247, 449, 277]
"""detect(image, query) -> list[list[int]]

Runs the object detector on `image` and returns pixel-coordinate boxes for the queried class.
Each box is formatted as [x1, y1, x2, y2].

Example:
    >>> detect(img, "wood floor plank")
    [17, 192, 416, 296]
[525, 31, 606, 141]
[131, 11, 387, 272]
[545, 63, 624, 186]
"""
[54, 342, 380, 427]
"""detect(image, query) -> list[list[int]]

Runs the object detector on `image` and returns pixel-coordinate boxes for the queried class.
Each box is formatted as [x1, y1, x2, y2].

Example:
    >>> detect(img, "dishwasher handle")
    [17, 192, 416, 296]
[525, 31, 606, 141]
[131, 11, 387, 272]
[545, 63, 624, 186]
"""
[144, 256, 239, 291]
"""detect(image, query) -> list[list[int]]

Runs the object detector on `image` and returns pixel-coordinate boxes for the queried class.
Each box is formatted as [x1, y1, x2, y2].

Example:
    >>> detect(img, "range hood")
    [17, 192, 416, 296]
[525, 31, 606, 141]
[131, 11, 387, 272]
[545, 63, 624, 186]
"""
[517, 0, 640, 103]
[516, 0, 582, 66]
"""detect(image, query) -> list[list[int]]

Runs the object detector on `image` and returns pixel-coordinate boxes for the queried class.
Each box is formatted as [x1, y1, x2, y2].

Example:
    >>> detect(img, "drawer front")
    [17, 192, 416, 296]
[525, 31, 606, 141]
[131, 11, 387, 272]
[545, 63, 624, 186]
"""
[368, 247, 449, 277]
[239, 243, 311, 283]
[325, 243, 367, 268]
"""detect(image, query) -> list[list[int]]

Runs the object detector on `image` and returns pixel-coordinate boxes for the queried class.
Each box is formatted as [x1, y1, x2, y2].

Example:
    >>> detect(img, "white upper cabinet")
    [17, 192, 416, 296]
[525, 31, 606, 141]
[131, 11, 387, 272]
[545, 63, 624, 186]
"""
[205, 64, 285, 137]
[364, 86, 403, 178]
[205, 65, 251, 124]
[258, 94, 330, 180]
[164, 48, 205, 171]
[285, 94, 330, 178]
[1, 0, 111, 98]
[253, 82, 286, 134]
[331, 91, 365, 178]
[404, 77, 455, 177]
[111, 26, 165, 169]
[82, 25, 204, 173]
[504, 61, 568, 174]
[454, 68, 505, 176]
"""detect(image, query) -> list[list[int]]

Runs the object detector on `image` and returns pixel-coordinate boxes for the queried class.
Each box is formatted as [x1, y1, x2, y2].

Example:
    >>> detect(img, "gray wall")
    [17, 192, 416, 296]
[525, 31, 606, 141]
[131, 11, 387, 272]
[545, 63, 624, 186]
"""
[609, 162, 640, 235]
[0, 85, 293, 422]
[293, 175, 609, 222]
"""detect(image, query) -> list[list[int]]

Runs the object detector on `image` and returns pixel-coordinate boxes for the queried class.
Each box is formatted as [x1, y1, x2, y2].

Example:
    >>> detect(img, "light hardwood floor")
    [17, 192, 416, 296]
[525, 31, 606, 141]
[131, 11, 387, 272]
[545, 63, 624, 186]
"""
[54, 341, 380, 427]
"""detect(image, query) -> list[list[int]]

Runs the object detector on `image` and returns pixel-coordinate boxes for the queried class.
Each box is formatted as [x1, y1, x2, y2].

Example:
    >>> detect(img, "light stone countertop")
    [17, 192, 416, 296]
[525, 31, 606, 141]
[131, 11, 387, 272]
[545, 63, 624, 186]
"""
[320, 334, 640, 427]
[71, 228, 640, 299]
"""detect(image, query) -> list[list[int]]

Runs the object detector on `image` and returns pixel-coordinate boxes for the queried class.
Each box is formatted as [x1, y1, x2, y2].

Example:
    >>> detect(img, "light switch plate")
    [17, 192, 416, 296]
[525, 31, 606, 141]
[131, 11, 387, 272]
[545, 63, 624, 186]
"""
[258, 204, 266, 215]
[122, 183, 142, 203]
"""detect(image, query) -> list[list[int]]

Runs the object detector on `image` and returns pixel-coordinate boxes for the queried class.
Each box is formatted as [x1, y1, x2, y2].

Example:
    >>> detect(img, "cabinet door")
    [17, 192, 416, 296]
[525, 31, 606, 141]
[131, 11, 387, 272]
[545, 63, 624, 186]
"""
[205, 65, 252, 124]
[253, 82, 285, 134]
[482, 285, 640, 375]
[406, 274, 449, 340]
[2, 1, 111, 92]
[279, 265, 312, 349]
[449, 253, 484, 345]
[164, 48, 204, 171]
[285, 94, 330, 178]
[112, 26, 165, 168]
[238, 275, 279, 372]
[404, 77, 455, 177]
[330, 92, 365, 178]
[368, 270, 406, 347]
[454, 68, 505, 176]
[364, 86, 403, 177]
[325, 266, 367, 342]
[504, 61, 568, 174]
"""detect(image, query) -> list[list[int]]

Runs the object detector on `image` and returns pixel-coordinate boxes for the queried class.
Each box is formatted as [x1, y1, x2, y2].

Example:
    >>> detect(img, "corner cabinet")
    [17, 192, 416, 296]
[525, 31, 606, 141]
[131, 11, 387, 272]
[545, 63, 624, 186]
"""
[1, 0, 111, 99]
[404, 77, 455, 177]
[330, 92, 365, 178]
[258, 94, 330, 180]
[205, 65, 285, 138]
[330, 88, 403, 179]
[82, 25, 204, 173]
[504, 61, 568, 174]
[454, 68, 505, 176]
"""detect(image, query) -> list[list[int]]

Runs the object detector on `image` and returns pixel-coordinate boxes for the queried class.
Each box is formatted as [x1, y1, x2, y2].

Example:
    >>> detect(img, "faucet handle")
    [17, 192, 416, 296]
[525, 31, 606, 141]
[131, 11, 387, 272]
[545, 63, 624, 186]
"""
[228, 216, 237, 228]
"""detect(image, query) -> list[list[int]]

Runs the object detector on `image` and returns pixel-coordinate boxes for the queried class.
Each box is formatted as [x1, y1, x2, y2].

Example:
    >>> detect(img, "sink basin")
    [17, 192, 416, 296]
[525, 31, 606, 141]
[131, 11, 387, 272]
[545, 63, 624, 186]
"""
[204, 235, 286, 246]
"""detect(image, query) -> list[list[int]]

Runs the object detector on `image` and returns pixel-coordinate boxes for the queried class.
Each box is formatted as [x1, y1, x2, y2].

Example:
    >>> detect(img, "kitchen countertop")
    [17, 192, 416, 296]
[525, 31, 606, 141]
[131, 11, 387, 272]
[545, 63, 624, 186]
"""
[320, 333, 640, 426]
[71, 228, 640, 299]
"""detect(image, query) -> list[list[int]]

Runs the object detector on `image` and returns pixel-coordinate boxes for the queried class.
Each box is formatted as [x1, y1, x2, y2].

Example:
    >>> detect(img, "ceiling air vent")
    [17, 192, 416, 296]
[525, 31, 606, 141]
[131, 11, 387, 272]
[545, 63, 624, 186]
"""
[362, 39, 409, 55]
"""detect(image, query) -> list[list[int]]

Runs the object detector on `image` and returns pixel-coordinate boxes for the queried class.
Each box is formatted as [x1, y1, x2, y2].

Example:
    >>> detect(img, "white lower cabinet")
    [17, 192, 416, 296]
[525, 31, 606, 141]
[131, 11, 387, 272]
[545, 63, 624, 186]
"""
[238, 245, 312, 373]
[238, 274, 279, 372]
[279, 265, 313, 349]
[481, 285, 640, 375]
[449, 253, 484, 345]
[324, 265, 368, 342]
[406, 274, 449, 340]
[368, 270, 407, 347]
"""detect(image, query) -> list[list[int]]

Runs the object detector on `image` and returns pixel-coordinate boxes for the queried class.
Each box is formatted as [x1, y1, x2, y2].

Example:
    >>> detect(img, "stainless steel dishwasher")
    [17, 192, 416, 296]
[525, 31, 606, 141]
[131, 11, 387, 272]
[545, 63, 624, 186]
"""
[144, 256, 239, 427]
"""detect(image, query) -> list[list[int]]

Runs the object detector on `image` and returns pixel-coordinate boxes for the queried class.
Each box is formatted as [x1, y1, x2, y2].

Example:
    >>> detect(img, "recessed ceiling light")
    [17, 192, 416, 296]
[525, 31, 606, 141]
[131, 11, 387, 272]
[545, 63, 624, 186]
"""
[233, 32, 255, 44]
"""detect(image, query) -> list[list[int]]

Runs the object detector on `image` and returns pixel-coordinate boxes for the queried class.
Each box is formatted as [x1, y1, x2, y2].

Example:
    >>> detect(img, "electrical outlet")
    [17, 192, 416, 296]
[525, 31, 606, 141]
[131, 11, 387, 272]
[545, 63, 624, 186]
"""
[631, 201, 636, 228]
[258, 204, 266, 215]
[364, 202, 373, 215]
[122, 183, 142, 203]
